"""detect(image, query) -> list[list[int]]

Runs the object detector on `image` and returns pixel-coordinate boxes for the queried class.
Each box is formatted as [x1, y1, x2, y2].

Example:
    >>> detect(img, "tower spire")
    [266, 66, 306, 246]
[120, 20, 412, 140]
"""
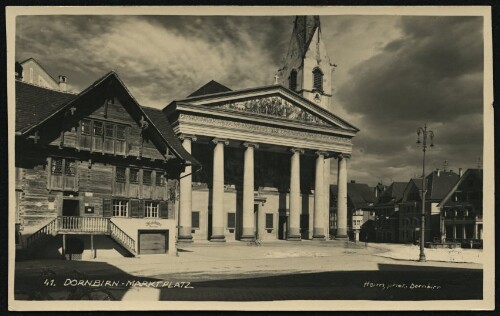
[277, 15, 334, 112]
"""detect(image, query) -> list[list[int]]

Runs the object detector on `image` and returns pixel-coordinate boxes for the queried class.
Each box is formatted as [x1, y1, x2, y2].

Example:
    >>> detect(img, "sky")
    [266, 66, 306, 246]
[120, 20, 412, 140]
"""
[15, 13, 484, 186]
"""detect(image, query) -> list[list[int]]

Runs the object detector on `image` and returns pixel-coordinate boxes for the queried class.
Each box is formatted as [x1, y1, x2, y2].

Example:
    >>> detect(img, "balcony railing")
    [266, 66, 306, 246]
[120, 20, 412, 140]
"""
[58, 216, 110, 234]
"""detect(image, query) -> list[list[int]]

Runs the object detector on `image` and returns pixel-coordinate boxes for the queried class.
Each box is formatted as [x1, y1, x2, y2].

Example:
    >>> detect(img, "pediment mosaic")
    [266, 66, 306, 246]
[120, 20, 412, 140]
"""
[215, 96, 330, 126]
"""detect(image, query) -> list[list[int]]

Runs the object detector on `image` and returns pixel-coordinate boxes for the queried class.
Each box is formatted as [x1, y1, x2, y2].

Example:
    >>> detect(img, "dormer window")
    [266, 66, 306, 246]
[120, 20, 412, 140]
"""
[312, 67, 323, 92]
[289, 69, 297, 91]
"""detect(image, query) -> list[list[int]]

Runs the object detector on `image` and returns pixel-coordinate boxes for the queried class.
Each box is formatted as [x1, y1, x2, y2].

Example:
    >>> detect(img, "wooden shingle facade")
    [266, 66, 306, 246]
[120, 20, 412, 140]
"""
[15, 71, 197, 258]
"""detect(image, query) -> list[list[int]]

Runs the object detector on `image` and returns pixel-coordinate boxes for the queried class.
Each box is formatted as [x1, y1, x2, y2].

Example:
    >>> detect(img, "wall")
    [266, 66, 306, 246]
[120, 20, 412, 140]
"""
[191, 188, 318, 241]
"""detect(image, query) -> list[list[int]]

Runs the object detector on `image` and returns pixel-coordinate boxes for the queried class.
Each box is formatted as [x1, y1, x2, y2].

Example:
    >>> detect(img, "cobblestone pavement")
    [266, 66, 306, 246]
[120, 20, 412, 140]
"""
[13, 240, 483, 302]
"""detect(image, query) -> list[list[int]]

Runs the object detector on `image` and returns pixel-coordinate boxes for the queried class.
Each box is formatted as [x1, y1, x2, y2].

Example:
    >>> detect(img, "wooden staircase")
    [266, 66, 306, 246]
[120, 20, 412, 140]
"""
[25, 216, 137, 257]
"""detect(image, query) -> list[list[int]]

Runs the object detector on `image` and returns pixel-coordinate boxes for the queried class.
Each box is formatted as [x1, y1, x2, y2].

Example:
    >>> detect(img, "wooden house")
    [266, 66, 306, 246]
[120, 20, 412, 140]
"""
[15, 71, 198, 259]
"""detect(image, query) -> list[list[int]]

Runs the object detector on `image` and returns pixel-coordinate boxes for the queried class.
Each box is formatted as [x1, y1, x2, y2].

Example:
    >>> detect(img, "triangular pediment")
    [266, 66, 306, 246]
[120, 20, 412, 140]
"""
[214, 95, 332, 126]
[179, 86, 359, 132]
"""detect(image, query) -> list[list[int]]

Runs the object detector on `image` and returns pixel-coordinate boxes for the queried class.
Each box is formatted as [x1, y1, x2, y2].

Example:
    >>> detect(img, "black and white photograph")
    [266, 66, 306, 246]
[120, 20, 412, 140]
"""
[7, 6, 494, 311]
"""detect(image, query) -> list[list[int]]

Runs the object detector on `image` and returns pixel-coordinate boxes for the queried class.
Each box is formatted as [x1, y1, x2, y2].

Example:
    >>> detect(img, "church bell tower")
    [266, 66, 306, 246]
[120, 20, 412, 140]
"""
[277, 16, 334, 112]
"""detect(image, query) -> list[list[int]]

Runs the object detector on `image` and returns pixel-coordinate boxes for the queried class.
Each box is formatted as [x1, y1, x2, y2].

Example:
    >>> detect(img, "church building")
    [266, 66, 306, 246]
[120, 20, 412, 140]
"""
[166, 16, 358, 242]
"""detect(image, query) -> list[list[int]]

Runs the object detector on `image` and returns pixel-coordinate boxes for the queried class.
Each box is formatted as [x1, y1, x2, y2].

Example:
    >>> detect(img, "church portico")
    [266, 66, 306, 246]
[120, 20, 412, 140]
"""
[164, 85, 358, 243]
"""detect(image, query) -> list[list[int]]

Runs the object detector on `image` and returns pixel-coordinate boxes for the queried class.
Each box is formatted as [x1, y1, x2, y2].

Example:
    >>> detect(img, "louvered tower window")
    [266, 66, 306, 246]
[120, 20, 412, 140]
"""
[289, 69, 297, 91]
[312, 67, 323, 92]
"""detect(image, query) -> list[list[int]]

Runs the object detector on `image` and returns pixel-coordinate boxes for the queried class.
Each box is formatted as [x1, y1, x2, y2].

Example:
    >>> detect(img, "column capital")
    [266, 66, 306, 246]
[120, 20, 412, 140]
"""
[315, 150, 329, 158]
[290, 147, 304, 154]
[212, 138, 229, 146]
[179, 134, 197, 142]
[334, 152, 351, 160]
[243, 142, 259, 149]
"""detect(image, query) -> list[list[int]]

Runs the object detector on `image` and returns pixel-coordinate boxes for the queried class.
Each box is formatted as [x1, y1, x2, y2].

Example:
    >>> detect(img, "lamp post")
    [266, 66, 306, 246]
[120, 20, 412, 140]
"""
[416, 124, 434, 262]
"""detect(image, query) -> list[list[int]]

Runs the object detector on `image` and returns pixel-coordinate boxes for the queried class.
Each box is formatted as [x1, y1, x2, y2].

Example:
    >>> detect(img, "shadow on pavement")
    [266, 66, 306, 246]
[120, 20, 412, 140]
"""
[157, 263, 482, 301]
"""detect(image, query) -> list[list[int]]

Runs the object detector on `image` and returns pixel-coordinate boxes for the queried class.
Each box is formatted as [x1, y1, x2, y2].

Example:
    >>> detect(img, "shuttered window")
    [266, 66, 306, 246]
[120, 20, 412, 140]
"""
[192, 212, 200, 229]
[143, 170, 152, 185]
[312, 67, 323, 91]
[130, 199, 141, 217]
[159, 201, 168, 218]
[130, 168, 139, 184]
[227, 212, 236, 229]
[265, 213, 274, 229]
[103, 199, 112, 217]
[116, 167, 126, 183]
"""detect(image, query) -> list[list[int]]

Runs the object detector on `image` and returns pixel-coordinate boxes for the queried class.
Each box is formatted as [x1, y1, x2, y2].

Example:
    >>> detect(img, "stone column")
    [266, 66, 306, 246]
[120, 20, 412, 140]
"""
[211, 138, 228, 242]
[241, 142, 259, 241]
[178, 134, 196, 242]
[453, 225, 457, 240]
[288, 148, 303, 241]
[313, 151, 326, 240]
[462, 224, 467, 239]
[323, 158, 331, 239]
[473, 223, 478, 239]
[336, 154, 349, 239]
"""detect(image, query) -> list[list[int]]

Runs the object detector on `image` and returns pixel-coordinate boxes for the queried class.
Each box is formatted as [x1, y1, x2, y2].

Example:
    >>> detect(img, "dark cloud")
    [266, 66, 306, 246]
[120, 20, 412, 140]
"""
[15, 14, 485, 185]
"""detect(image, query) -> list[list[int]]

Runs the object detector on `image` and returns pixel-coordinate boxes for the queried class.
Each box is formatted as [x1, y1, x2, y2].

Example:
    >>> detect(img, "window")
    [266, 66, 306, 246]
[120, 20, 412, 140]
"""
[112, 199, 129, 217]
[48, 158, 77, 190]
[227, 212, 236, 229]
[192, 212, 200, 229]
[64, 160, 76, 176]
[93, 121, 103, 136]
[130, 168, 139, 184]
[116, 167, 126, 183]
[265, 213, 274, 229]
[144, 201, 159, 218]
[51, 158, 63, 175]
[116, 125, 126, 140]
[105, 123, 115, 138]
[156, 172, 165, 186]
[143, 170, 152, 185]
[312, 67, 323, 92]
[289, 69, 297, 91]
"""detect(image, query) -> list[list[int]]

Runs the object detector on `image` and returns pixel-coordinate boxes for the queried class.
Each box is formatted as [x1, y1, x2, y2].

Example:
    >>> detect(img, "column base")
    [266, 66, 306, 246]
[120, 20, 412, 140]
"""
[335, 235, 349, 240]
[210, 235, 226, 242]
[287, 235, 301, 241]
[312, 235, 325, 241]
[240, 235, 255, 242]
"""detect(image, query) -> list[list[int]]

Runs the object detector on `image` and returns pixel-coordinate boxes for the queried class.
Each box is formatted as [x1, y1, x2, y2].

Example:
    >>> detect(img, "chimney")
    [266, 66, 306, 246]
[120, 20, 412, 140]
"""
[436, 168, 440, 177]
[459, 168, 463, 177]
[58, 75, 67, 92]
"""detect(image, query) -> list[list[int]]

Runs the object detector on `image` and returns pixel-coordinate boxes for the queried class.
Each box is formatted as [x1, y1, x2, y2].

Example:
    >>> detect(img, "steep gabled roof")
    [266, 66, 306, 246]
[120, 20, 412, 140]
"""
[331, 183, 375, 209]
[438, 169, 483, 207]
[347, 183, 376, 209]
[293, 16, 321, 58]
[15, 80, 77, 133]
[378, 181, 407, 204]
[187, 80, 232, 97]
[427, 171, 460, 200]
[16, 72, 198, 166]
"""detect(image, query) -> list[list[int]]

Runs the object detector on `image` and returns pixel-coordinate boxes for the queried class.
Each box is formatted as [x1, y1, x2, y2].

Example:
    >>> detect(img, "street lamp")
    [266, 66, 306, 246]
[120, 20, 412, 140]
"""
[416, 124, 434, 262]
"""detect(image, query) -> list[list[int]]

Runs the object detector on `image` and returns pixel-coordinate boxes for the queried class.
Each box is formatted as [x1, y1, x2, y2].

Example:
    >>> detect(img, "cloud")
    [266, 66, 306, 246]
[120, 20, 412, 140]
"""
[16, 15, 291, 107]
[15, 15, 485, 186]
